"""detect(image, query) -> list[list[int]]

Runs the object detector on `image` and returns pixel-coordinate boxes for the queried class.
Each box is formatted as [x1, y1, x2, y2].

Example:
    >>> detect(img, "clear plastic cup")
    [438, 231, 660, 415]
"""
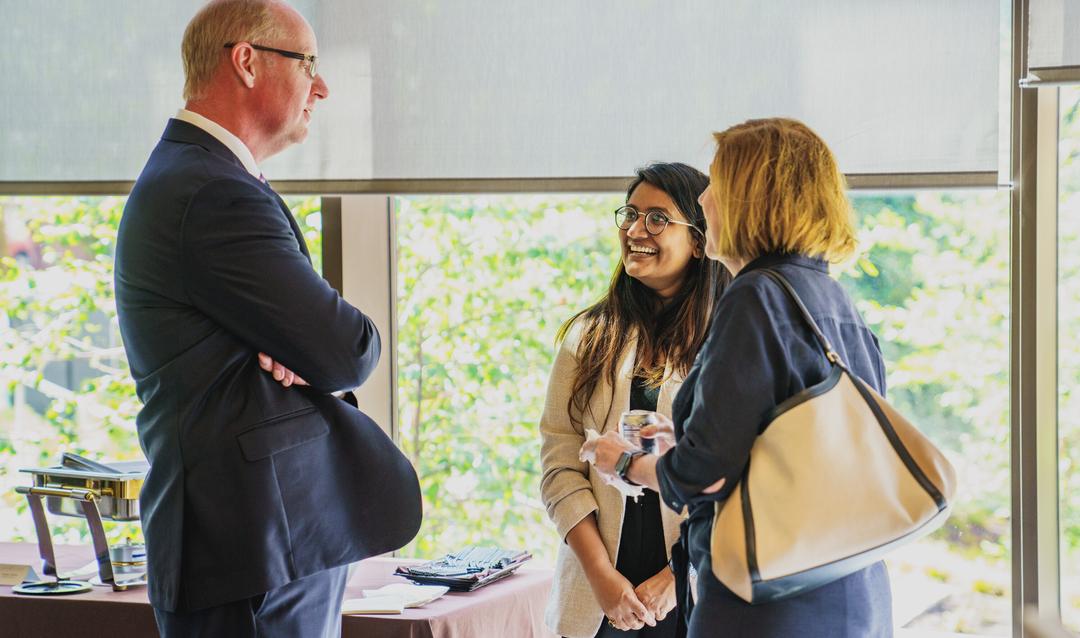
[620, 410, 658, 453]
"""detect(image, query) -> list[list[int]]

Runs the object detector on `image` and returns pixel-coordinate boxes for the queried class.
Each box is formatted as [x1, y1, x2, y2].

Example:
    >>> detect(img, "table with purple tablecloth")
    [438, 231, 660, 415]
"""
[0, 543, 555, 638]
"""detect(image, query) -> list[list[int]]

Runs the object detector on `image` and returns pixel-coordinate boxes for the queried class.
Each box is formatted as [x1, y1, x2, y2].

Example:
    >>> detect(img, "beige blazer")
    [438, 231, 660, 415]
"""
[539, 322, 686, 638]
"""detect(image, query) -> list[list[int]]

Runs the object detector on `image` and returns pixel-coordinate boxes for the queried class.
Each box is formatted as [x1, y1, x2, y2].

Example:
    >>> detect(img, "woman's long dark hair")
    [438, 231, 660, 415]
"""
[557, 162, 730, 425]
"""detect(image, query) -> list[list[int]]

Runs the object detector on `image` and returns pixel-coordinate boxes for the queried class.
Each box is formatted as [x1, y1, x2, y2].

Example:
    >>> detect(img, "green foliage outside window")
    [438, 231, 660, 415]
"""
[1058, 87, 1080, 629]
[1060, 90, 1080, 552]
[394, 194, 622, 561]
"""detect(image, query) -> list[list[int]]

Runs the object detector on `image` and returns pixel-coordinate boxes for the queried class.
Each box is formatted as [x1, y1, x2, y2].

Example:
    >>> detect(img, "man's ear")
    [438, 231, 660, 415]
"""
[229, 43, 257, 89]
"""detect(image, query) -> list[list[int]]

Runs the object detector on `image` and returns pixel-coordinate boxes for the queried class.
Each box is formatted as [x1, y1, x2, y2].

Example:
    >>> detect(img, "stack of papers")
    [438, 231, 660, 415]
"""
[395, 546, 531, 591]
[341, 583, 449, 615]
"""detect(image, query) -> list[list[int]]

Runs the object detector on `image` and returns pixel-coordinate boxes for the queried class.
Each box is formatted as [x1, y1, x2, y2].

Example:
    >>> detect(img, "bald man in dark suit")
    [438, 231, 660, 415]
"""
[114, 1, 421, 635]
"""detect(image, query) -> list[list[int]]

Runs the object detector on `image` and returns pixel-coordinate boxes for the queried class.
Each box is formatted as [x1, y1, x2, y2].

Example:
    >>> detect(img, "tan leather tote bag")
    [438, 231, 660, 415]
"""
[710, 269, 957, 604]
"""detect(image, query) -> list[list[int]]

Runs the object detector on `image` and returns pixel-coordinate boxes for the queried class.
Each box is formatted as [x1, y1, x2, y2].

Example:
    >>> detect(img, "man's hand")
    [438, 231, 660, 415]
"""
[258, 352, 308, 388]
[633, 567, 676, 623]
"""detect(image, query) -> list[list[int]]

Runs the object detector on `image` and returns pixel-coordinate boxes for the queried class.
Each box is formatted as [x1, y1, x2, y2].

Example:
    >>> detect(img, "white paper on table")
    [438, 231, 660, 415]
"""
[341, 596, 405, 615]
[581, 428, 644, 499]
[0, 564, 33, 586]
[361, 583, 449, 608]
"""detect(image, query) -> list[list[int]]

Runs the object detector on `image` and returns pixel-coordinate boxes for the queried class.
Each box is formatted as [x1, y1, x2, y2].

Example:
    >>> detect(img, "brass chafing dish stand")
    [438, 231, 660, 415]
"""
[15, 452, 148, 595]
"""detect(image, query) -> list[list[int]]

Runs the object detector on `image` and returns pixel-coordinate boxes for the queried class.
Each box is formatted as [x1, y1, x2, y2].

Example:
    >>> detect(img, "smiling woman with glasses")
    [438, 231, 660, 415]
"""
[540, 163, 730, 638]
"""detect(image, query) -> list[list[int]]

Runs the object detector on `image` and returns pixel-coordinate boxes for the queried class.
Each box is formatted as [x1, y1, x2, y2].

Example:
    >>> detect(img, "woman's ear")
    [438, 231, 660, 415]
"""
[692, 238, 704, 259]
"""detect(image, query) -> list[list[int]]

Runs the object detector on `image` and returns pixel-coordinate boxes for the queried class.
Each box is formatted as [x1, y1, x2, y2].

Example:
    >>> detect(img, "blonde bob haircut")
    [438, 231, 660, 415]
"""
[181, 0, 285, 101]
[708, 118, 856, 263]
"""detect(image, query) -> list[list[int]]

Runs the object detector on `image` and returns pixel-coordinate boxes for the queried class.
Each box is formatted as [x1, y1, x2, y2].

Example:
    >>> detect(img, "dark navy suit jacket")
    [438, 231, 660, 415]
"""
[114, 119, 422, 612]
[656, 253, 893, 637]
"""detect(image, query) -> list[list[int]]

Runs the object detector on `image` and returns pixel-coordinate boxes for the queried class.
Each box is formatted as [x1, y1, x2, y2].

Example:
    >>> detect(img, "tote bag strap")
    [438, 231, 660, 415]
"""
[759, 269, 847, 370]
[760, 268, 950, 511]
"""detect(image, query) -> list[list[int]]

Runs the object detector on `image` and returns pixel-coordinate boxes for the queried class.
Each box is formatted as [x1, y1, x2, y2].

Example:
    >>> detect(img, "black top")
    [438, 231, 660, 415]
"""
[655, 253, 892, 637]
[594, 375, 676, 638]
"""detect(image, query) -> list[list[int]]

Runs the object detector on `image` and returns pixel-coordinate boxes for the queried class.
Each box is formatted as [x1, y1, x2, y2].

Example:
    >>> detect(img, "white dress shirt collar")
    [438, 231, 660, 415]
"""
[174, 109, 261, 179]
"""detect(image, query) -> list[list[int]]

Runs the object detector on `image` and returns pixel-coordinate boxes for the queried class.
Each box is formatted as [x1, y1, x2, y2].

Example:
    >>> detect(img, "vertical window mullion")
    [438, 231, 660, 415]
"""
[339, 195, 395, 438]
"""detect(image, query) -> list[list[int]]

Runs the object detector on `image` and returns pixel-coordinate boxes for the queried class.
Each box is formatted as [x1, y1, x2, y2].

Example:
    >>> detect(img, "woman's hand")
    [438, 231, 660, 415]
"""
[633, 567, 676, 623]
[640, 414, 676, 455]
[580, 430, 637, 480]
[591, 567, 656, 631]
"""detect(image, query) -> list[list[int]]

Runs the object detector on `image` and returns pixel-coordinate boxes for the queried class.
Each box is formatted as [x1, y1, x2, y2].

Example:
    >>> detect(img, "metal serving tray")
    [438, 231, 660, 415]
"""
[14, 453, 150, 593]
[20, 454, 148, 522]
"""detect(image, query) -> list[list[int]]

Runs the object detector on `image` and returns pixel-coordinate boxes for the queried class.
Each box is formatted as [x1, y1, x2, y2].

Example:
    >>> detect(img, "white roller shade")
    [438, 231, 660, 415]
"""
[1, 0, 1000, 182]
[1027, 0, 1080, 71]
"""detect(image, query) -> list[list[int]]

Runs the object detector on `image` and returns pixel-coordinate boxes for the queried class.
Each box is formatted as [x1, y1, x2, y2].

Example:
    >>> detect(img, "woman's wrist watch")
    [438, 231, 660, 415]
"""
[615, 449, 647, 485]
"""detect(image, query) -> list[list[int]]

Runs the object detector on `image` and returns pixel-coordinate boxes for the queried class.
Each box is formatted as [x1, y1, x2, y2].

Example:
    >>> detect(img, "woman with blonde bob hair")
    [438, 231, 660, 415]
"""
[585, 119, 892, 636]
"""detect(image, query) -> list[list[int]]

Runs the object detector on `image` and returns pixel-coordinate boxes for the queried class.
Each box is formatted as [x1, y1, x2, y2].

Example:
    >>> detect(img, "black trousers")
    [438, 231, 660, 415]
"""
[153, 565, 349, 638]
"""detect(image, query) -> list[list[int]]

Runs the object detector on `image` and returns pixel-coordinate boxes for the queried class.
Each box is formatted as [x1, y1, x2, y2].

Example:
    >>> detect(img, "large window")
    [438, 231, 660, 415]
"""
[0, 195, 322, 546]
[850, 192, 1011, 636]
[395, 190, 1011, 635]
[0, 189, 1012, 634]
[1058, 86, 1080, 631]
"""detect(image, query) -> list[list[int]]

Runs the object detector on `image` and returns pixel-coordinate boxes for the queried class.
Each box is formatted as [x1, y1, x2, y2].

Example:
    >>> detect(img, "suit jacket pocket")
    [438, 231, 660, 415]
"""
[237, 408, 329, 461]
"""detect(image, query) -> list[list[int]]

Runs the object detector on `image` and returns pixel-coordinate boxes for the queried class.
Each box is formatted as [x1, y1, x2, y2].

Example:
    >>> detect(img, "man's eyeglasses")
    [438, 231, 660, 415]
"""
[614, 205, 703, 237]
[224, 42, 319, 79]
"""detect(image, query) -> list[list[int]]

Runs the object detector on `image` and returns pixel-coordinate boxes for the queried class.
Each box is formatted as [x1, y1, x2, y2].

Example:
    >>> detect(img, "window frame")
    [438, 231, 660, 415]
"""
[3, 1, 1067, 633]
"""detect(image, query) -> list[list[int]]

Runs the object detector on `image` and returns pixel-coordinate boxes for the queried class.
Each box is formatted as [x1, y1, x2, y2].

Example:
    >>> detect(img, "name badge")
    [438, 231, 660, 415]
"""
[0, 564, 33, 586]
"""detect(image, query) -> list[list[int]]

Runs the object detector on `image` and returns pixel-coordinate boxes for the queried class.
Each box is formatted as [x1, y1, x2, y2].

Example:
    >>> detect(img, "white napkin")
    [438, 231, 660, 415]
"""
[581, 428, 644, 499]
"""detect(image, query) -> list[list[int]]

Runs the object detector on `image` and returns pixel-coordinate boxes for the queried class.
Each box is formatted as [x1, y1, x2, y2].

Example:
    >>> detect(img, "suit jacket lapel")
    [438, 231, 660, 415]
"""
[258, 178, 311, 262]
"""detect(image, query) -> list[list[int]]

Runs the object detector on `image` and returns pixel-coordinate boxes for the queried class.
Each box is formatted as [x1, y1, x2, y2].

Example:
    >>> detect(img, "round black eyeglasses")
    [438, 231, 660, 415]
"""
[614, 206, 703, 237]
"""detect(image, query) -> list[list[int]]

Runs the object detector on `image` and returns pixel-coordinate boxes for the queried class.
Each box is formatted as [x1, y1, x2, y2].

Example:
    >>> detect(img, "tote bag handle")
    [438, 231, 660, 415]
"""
[760, 269, 845, 369]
